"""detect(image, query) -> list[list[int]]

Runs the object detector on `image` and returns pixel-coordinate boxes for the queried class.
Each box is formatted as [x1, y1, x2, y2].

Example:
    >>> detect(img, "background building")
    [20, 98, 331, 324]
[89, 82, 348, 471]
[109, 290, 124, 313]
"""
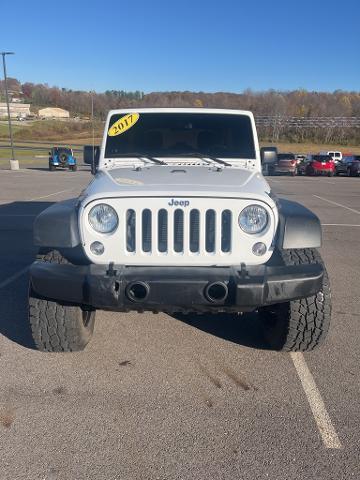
[38, 107, 70, 119]
[0, 102, 31, 118]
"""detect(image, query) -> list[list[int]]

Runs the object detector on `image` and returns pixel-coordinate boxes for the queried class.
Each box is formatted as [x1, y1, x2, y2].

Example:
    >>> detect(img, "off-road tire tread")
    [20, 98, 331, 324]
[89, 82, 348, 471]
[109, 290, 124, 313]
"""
[29, 250, 95, 352]
[261, 248, 331, 351]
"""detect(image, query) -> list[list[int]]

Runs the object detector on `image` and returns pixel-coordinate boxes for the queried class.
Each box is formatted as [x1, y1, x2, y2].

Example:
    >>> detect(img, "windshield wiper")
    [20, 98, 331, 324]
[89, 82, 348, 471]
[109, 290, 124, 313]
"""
[174, 152, 232, 167]
[141, 156, 167, 165]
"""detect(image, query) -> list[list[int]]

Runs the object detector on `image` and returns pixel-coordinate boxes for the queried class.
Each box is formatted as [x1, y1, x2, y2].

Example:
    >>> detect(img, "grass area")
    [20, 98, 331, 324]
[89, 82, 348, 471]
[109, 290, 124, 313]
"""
[0, 119, 104, 142]
[0, 123, 23, 136]
[0, 148, 46, 159]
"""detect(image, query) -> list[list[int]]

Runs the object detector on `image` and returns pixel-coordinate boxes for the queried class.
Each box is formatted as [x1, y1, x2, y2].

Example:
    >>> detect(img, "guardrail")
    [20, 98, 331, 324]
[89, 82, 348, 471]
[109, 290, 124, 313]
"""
[255, 116, 360, 128]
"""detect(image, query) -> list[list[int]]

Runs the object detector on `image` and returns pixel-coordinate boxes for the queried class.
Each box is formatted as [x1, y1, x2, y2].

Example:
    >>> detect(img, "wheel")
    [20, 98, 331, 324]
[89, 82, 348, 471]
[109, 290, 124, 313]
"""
[347, 168, 352, 177]
[70, 164, 77, 171]
[259, 248, 331, 351]
[291, 170, 296, 177]
[28, 250, 96, 352]
[49, 163, 56, 171]
[328, 171, 334, 177]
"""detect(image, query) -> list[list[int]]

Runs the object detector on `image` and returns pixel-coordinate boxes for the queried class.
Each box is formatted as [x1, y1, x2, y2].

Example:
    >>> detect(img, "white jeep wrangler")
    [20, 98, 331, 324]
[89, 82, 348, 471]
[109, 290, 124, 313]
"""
[29, 108, 331, 352]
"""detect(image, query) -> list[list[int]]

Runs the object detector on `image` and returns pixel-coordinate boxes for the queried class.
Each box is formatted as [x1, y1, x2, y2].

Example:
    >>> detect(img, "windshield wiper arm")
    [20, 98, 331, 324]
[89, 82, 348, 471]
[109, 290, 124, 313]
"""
[174, 152, 232, 167]
[141, 156, 167, 165]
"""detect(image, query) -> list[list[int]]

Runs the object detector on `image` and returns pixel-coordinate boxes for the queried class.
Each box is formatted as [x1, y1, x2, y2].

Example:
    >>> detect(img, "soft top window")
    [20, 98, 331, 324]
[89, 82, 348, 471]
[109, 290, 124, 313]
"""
[105, 112, 256, 159]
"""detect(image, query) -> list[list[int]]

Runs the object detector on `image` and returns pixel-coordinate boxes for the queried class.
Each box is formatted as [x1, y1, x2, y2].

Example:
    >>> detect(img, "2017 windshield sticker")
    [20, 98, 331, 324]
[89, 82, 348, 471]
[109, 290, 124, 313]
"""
[108, 113, 140, 137]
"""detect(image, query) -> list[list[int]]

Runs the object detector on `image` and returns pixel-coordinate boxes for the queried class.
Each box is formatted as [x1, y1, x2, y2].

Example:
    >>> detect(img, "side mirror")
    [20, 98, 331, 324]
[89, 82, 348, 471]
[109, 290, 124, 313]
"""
[83, 145, 100, 174]
[260, 146, 278, 164]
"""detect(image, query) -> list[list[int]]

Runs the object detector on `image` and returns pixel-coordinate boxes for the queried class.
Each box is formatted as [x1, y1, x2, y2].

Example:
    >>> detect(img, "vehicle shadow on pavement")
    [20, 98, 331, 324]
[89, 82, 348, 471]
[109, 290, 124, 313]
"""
[173, 312, 271, 350]
[0, 201, 54, 349]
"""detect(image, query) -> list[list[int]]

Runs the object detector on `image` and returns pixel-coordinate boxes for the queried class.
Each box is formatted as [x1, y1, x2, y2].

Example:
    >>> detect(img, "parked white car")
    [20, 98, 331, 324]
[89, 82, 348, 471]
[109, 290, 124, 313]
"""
[320, 150, 342, 163]
[28, 108, 331, 353]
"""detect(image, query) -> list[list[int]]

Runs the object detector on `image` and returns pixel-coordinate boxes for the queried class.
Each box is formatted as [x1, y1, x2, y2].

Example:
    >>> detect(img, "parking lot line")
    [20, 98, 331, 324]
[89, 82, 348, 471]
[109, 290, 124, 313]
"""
[290, 352, 342, 449]
[322, 223, 360, 227]
[0, 267, 28, 289]
[313, 195, 360, 215]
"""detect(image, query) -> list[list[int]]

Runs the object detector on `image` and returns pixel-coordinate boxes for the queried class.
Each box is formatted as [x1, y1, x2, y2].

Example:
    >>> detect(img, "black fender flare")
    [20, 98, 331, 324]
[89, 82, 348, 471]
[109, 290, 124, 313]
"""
[275, 198, 322, 249]
[33, 198, 81, 248]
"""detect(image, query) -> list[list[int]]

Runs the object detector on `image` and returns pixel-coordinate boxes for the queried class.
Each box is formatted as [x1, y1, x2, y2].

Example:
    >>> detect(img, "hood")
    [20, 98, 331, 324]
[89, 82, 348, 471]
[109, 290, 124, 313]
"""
[83, 165, 273, 206]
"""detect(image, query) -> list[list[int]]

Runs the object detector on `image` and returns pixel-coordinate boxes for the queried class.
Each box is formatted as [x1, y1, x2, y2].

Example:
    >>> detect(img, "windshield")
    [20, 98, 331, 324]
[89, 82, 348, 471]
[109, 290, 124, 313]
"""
[278, 153, 295, 160]
[55, 148, 72, 155]
[312, 155, 331, 162]
[105, 112, 256, 159]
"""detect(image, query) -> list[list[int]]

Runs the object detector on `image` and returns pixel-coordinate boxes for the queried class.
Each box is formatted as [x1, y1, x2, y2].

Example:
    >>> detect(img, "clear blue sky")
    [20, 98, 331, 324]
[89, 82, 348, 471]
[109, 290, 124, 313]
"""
[1, 0, 359, 93]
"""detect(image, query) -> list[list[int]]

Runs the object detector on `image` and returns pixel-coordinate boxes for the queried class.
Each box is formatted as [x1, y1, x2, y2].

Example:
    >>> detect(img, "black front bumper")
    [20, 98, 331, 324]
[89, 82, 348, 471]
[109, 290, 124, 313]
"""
[29, 261, 324, 313]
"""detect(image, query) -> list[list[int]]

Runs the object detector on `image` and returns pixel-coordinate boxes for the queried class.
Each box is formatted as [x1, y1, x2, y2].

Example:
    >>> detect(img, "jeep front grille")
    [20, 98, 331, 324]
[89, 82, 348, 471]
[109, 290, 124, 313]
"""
[125, 208, 232, 254]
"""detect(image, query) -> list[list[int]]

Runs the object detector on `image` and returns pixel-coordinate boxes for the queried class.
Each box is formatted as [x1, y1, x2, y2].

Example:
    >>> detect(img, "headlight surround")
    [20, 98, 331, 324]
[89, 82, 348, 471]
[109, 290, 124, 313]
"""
[88, 203, 118, 234]
[238, 204, 268, 234]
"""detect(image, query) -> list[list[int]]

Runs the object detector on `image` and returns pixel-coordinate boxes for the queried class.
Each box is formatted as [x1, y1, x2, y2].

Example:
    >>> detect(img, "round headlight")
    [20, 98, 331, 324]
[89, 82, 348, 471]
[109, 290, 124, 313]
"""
[88, 204, 118, 233]
[238, 205, 268, 234]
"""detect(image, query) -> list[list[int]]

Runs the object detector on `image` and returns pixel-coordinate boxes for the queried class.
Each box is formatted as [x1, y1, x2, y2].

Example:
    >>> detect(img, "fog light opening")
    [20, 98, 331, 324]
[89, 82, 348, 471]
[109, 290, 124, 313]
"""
[90, 241, 104, 255]
[205, 282, 228, 304]
[126, 282, 150, 302]
[252, 242, 267, 256]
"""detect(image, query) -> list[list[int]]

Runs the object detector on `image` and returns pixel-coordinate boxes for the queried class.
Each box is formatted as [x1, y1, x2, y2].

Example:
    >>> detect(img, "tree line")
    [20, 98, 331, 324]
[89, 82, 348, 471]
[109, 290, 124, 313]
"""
[1, 78, 360, 144]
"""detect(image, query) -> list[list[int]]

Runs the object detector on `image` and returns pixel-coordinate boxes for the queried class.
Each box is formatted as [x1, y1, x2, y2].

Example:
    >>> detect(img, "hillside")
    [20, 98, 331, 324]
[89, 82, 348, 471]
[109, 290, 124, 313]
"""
[1, 78, 360, 144]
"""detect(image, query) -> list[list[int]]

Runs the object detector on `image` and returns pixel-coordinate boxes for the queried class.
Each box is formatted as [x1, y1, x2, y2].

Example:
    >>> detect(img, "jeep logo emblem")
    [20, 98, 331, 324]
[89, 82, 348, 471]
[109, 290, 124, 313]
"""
[168, 199, 190, 207]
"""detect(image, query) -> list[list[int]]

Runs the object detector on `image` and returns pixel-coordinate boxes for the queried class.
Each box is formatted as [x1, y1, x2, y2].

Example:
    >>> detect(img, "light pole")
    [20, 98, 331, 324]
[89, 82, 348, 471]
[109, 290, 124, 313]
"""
[91, 91, 95, 163]
[1, 51, 19, 170]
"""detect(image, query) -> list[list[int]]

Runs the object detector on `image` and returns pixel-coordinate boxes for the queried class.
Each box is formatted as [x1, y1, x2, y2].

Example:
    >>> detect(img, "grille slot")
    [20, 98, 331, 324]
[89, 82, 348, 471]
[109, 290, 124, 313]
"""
[126, 209, 136, 252]
[221, 210, 232, 253]
[205, 209, 216, 253]
[173, 209, 184, 253]
[158, 209, 168, 253]
[189, 209, 200, 252]
[142, 209, 152, 252]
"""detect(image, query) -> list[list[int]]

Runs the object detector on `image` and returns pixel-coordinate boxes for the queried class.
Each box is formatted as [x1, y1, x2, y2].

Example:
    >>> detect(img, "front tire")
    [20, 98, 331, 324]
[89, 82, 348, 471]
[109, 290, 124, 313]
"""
[259, 248, 331, 351]
[28, 250, 95, 352]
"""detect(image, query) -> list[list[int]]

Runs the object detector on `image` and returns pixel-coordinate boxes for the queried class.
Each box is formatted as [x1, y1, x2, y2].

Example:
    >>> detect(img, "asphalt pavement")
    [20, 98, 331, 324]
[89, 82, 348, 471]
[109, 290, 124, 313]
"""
[0, 168, 359, 480]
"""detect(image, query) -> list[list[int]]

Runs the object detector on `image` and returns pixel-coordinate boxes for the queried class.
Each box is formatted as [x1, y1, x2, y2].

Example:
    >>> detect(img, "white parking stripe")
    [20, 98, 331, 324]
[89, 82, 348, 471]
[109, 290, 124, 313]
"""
[0, 267, 28, 289]
[28, 189, 72, 201]
[322, 223, 360, 227]
[290, 352, 342, 449]
[313, 195, 360, 215]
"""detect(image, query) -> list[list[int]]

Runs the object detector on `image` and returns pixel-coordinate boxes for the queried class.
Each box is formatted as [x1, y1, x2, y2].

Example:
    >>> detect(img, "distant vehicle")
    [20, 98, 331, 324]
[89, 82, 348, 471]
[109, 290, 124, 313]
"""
[335, 155, 360, 177]
[49, 147, 77, 171]
[298, 155, 335, 176]
[268, 152, 297, 176]
[295, 154, 306, 165]
[320, 150, 342, 164]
